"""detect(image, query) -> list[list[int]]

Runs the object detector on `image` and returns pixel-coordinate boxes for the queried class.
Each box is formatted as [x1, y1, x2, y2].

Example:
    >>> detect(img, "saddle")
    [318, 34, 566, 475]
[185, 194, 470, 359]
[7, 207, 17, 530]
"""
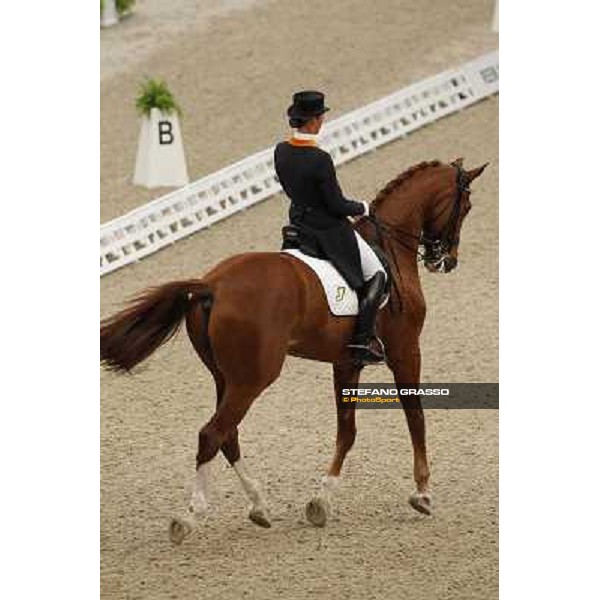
[282, 224, 392, 296]
[281, 224, 324, 259]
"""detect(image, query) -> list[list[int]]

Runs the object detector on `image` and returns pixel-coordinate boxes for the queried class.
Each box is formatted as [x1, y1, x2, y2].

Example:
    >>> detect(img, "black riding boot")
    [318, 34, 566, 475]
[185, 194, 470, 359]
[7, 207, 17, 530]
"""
[347, 272, 387, 365]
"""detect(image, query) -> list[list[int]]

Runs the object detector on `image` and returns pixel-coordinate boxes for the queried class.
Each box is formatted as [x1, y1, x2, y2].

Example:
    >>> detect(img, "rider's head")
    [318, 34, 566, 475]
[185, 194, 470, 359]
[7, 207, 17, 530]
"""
[287, 90, 329, 134]
[290, 114, 325, 134]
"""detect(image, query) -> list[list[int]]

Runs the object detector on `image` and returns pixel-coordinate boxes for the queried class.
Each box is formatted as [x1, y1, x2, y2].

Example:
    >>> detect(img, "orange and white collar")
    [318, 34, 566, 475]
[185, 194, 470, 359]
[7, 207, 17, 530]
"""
[289, 131, 319, 147]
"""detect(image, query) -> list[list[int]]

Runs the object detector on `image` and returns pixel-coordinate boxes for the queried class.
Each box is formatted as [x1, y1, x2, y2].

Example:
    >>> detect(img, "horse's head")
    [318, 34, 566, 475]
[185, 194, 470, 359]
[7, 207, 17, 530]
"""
[422, 158, 488, 273]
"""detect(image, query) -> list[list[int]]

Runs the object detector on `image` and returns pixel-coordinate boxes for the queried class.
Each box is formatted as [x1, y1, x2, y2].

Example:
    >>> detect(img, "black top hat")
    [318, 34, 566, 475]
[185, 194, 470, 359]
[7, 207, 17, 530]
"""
[287, 90, 330, 120]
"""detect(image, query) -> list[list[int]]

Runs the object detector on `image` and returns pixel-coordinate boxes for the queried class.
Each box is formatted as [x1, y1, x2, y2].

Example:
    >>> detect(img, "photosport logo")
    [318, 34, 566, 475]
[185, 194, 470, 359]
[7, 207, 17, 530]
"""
[337, 383, 499, 409]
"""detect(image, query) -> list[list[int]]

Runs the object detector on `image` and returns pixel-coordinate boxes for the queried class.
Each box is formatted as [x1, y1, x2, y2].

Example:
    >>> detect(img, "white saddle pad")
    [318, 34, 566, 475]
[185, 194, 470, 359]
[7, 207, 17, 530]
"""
[282, 249, 359, 316]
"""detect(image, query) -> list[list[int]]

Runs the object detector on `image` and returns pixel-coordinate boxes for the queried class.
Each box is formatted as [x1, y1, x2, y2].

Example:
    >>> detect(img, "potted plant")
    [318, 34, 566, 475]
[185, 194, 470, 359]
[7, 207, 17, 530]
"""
[135, 78, 182, 118]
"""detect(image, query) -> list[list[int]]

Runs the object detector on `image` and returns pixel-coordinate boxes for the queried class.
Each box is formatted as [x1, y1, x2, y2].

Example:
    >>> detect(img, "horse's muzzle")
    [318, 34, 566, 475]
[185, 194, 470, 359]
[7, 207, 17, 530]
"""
[425, 255, 457, 273]
[444, 256, 458, 272]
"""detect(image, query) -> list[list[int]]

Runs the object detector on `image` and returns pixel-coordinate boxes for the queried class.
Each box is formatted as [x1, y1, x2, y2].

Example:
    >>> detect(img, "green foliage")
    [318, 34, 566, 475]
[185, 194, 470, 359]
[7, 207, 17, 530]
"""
[101, 0, 134, 16]
[135, 78, 182, 118]
[116, 0, 135, 15]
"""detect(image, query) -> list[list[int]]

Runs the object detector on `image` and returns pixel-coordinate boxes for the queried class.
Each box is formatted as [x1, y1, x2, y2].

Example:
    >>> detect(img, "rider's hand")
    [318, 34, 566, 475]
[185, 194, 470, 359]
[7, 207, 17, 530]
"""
[349, 202, 369, 223]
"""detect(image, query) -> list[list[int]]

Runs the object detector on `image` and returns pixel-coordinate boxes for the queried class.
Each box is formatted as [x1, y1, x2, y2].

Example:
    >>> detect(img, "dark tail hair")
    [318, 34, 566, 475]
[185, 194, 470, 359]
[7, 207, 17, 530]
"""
[100, 280, 212, 373]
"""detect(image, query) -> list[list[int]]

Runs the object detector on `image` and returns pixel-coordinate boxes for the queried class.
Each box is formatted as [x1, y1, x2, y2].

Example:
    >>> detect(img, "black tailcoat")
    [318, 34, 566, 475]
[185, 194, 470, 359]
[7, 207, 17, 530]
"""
[274, 141, 366, 289]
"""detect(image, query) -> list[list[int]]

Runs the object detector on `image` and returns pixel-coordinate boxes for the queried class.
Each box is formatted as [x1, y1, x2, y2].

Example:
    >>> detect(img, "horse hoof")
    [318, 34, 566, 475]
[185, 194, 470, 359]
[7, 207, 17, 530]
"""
[169, 517, 192, 545]
[409, 492, 433, 516]
[248, 506, 272, 528]
[306, 497, 329, 528]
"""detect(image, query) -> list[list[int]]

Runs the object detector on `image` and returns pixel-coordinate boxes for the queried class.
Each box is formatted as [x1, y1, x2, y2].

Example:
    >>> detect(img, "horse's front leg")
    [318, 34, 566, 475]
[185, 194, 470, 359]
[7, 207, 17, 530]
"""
[388, 345, 432, 515]
[305, 362, 360, 527]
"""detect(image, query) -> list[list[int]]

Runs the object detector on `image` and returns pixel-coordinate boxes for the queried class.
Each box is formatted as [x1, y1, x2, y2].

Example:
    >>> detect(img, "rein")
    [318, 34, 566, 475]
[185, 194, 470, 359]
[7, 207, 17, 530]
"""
[361, 165, 471, 311]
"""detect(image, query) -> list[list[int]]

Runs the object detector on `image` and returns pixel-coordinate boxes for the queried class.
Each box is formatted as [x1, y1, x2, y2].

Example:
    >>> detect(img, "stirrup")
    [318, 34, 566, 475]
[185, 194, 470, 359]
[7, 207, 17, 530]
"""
[348, 337, 386, 365]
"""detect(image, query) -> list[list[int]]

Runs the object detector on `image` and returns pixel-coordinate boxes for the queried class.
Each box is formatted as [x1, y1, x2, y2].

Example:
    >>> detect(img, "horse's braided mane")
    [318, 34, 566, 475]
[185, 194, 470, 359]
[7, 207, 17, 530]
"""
[372, 160, 442, 209]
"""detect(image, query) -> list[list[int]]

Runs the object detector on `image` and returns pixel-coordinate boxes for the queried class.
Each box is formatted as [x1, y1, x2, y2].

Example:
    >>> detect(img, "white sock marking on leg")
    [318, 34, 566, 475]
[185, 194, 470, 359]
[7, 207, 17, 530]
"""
[233, 458, 267, 510]
[190, 461, 211, 514]
[320, 475, 340, 502]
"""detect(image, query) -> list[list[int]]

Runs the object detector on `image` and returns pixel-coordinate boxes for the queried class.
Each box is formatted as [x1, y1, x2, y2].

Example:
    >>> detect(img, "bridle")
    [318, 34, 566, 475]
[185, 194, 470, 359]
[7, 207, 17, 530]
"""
[367, 165, 471, 260]
[420, 165, 471, 267]
[362, 164, 471, 310]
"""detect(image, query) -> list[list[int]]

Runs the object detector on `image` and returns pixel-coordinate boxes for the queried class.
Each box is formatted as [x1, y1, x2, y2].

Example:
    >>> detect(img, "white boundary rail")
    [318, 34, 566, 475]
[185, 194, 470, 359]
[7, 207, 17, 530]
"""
[100, 51, 498, 276]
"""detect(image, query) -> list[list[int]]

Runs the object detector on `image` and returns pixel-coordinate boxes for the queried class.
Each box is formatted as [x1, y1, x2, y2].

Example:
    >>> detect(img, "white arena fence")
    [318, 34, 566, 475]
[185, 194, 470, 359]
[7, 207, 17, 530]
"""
[100, 51, 498, 277]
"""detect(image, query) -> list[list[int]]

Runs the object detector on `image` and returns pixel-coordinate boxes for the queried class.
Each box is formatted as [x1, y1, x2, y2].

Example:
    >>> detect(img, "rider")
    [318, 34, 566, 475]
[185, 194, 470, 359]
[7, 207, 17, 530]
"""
[274, 90, 387, 364]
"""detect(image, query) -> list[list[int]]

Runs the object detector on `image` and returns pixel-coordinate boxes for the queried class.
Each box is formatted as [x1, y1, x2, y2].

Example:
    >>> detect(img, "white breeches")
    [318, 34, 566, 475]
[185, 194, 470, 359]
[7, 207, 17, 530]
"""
[354, 232, 386, 281]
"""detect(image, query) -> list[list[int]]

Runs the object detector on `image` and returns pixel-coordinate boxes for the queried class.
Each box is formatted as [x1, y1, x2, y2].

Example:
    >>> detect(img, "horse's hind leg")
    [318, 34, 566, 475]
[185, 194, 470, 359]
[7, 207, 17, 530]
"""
[227, 441, 272, 528]
[219, 406, 271, 528]
[169, 380, 273, 544]
[168, 300, 288, 544]
[306, 362, 361, 527]
[207, 360, 270, 527]
[189, 380, 276, 513]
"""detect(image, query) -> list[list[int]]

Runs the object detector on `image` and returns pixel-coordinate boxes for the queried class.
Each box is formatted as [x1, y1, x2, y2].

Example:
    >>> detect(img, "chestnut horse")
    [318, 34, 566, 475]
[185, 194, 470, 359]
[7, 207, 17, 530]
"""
[100, 158, 487, 544]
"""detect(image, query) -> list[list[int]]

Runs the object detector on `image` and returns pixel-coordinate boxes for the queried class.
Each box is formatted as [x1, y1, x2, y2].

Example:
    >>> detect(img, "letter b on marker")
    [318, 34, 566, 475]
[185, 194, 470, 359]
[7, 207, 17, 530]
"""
[133, 108, 189, 187]
[158, 121, 174, 145]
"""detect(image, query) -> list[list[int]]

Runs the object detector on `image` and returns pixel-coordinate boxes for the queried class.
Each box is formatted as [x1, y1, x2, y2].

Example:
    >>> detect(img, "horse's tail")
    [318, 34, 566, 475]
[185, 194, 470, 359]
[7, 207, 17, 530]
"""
[100, 280, 213, 373]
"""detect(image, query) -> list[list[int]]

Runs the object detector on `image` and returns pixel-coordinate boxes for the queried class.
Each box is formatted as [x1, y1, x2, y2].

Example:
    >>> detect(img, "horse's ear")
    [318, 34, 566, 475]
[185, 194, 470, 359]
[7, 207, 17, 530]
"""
[451, 157, 464, 168]
[466, 162, 489, 181]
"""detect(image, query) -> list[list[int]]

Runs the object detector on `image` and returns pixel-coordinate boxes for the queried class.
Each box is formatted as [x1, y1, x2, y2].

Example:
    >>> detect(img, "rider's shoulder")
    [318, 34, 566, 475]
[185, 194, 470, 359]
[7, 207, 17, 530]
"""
[312, 146, 332, 160]
[313, 147, 335, 168]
